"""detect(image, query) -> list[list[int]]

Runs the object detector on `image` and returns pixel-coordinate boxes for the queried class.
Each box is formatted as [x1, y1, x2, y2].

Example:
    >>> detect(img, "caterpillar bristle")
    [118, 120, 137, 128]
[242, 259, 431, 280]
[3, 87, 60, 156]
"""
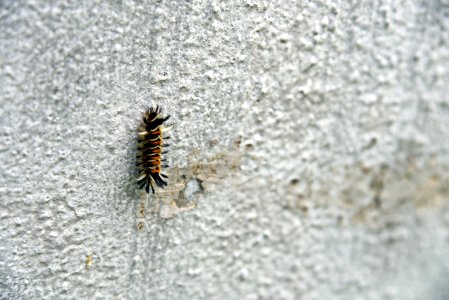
[136, 106, 172, 194]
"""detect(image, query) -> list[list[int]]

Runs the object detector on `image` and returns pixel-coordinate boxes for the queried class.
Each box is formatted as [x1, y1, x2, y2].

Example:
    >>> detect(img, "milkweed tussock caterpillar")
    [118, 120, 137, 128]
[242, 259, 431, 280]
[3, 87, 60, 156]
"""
[136, 105, 172, 194]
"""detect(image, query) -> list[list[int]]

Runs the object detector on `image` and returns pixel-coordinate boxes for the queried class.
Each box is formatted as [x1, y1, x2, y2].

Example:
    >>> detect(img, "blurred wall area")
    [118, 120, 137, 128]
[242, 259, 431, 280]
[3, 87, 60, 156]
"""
[1, 1, 449, 299]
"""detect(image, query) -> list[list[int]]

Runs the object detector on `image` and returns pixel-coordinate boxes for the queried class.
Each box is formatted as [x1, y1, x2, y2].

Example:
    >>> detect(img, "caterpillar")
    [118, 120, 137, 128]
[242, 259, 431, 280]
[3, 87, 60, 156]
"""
[136, 105, 171, 194]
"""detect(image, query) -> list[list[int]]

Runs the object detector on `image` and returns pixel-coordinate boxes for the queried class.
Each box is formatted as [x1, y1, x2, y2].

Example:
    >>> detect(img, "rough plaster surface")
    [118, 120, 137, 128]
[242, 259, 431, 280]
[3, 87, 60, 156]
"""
[1, 0, 449, 299]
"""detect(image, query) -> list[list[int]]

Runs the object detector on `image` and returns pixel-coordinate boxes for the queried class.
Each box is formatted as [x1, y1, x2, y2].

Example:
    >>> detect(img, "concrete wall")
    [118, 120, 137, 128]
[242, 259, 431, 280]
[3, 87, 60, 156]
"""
[1, 0, 449, 299]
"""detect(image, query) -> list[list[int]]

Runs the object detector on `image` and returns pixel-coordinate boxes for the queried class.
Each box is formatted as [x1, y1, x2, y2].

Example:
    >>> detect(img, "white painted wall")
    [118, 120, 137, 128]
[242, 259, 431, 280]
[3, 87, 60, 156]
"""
[1, 1, 449, 299]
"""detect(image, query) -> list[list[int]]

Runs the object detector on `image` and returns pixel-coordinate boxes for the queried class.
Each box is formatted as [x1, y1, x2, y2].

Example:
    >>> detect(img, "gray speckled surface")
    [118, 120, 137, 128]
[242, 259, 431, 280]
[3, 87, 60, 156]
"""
[1, 0, 449, 299]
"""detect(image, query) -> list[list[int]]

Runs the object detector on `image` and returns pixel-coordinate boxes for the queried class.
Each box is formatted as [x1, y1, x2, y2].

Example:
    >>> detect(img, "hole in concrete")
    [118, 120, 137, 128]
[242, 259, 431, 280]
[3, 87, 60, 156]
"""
[234, 136, 242, 149]
[244, 143, 254, 151]
[208, 139, 219, 147]
[289, 178, 299, 186]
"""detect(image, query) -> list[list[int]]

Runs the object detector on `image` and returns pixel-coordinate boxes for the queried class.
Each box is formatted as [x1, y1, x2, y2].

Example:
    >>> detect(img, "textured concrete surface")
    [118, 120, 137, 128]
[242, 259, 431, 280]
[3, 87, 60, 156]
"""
[1, 0, 449, 299]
